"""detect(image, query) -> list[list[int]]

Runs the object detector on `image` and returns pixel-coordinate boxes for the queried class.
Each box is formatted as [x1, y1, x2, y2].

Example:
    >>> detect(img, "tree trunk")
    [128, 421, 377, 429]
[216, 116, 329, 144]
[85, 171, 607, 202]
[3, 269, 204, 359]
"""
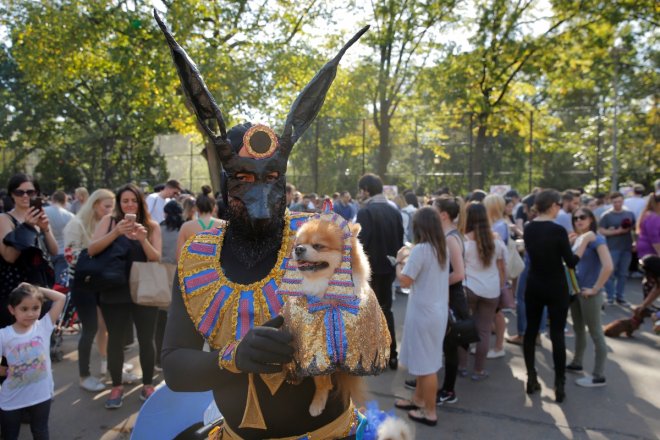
[473, 112, 489, 190]
[101, 138, 116, 187]
[376, 100, 392, 179]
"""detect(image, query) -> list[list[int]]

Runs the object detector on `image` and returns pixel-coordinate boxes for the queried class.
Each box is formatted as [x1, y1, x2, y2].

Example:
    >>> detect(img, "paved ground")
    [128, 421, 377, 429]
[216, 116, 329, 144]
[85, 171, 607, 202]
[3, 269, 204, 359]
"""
[24, 278, 659, 439]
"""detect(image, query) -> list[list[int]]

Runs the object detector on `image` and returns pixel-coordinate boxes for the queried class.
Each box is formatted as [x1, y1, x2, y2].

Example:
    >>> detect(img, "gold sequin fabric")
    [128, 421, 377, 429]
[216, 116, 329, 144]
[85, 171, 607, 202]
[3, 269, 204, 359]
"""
[282, 287, 390, 379]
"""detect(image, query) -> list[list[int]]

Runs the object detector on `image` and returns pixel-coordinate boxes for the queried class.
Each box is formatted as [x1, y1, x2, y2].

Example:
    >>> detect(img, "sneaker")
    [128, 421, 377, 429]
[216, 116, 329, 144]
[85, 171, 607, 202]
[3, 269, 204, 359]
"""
[79, 376, 105, 392]
[566, 364, 583, 373]
[458, 368, 469, 378]
[471, 370, 489, 381]
[104, 386, 124, 409]
[506, 335, 524, 346]
[616, 299, 630, 307]
[487, 349, 505, 359]
[404, 378, 417, 390]
[436, 390, 458, 405]
[123, 362, 134, 372]
[140, 385, 156, 401]
[576, 375, 606, 388]
[122, 371, 138, 384]
[607, 299, 615, 306]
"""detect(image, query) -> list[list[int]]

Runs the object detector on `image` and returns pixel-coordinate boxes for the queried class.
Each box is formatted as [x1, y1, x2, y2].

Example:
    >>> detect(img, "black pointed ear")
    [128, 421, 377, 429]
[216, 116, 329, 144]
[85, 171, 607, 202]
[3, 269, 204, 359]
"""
[154, 9, 228, 142]
[280, 25, 370, 152]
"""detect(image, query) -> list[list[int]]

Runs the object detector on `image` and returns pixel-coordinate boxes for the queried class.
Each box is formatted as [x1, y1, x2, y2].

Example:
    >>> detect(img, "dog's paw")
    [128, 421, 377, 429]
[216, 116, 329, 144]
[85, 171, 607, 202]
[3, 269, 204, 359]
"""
[309, 396, 327, 417]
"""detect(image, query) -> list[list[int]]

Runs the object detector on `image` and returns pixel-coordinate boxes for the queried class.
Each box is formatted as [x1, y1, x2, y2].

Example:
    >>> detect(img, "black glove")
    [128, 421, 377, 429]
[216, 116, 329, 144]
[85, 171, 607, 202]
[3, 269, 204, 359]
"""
[235, 315, 294, 374]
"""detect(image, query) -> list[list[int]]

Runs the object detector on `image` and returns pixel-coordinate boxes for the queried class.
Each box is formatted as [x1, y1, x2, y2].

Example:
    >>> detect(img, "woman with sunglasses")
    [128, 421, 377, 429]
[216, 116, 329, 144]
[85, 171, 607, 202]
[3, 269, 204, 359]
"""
[0, 173, 57, 328]
[567, 208, 613, 387]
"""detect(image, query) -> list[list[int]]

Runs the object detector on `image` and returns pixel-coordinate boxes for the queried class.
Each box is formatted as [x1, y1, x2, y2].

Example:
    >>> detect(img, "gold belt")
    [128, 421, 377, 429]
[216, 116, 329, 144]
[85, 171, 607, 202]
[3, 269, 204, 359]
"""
[213, 402, 359, 440]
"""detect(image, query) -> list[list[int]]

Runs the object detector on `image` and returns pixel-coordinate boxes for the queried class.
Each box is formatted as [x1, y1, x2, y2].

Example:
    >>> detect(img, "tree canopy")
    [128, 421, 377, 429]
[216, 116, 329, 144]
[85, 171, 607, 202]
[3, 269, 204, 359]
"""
[1, 0, 657, 195]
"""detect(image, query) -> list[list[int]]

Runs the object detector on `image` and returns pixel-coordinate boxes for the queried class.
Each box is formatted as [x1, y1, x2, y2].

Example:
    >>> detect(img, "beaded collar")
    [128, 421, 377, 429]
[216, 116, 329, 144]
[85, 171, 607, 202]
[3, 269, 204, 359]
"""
[178, 212, 311, 349]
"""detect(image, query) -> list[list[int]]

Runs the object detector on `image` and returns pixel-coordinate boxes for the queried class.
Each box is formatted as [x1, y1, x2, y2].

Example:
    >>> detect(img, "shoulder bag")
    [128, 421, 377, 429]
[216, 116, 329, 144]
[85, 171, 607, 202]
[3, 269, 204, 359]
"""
[129, 262, 175, 307]
[73, 243, 129, 293]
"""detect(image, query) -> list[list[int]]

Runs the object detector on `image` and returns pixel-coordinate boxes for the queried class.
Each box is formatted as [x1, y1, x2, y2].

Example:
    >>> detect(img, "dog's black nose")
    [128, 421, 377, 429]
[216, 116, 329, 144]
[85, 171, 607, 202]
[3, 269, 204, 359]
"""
[294, 245, 306, 257]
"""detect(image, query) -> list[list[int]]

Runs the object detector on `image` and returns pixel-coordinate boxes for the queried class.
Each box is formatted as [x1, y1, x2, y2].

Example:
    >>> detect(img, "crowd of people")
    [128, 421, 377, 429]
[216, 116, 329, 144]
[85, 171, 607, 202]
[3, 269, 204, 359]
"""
[0, 170, 658, 437]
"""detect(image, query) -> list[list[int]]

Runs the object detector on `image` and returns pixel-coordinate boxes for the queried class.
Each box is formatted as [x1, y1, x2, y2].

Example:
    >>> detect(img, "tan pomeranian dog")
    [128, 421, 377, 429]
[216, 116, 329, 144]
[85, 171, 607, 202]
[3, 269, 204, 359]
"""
[291, 218, 370, 417]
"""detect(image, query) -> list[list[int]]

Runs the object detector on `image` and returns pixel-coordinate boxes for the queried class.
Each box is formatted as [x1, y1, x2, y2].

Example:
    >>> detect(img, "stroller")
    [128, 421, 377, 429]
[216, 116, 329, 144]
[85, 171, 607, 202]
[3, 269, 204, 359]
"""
[50, 271, 79, 362]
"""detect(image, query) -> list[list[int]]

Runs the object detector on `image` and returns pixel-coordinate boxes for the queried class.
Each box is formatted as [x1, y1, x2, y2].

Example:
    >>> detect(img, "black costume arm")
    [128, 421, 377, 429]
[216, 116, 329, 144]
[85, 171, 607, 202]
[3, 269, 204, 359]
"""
[161, 273, 229, 392]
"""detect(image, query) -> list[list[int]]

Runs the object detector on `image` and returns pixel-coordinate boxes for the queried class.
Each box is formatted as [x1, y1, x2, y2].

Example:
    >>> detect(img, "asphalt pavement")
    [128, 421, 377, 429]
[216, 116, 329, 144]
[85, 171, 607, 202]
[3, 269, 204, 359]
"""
[30, 278, 659, 440]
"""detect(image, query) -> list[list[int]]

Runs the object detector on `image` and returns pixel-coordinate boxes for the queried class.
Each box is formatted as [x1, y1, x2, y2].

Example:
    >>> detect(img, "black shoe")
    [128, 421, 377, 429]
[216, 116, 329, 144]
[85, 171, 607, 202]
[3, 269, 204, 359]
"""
[566, 363, 583, 373]
[404, 378, 416, 390]
[389, 357, 398, 370]
[526, 373, 541, 394]
[436, 389, 458, 405]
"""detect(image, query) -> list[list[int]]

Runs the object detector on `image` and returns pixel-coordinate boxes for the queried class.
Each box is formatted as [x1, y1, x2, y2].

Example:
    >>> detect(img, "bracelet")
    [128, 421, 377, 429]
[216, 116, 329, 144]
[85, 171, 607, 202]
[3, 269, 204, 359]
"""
[218, 340, 241, 373]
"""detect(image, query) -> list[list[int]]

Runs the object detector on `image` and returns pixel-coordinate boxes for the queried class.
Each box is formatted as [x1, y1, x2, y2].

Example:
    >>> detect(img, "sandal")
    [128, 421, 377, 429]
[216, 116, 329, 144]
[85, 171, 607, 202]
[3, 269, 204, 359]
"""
[408, 408, 437, 426]
[471, 370, 490, 381]
[394, 399, 421, 410]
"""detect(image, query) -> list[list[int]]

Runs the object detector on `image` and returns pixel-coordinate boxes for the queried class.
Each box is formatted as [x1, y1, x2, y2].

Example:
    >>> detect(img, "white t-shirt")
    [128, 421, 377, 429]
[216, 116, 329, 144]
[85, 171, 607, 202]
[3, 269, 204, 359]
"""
[464, 238, 507, 299]
[0, 314, 55, 410]
[145, 193, 169, 224]
[624, 196, 647, 221]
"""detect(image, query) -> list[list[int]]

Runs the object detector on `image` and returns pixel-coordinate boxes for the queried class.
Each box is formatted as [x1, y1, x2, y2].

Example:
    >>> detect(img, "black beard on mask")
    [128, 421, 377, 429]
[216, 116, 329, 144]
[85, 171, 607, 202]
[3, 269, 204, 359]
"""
[225, 197, 285, 268]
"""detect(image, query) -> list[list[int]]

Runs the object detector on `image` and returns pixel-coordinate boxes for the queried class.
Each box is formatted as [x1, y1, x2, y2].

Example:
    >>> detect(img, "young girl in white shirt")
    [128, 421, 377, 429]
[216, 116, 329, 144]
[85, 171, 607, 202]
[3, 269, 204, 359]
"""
[0, 282, 65, 440]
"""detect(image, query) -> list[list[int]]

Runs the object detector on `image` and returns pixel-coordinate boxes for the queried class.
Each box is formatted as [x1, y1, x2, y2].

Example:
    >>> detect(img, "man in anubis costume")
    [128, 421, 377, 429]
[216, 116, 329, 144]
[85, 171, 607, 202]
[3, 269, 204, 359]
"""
[155, 11, 382, 440]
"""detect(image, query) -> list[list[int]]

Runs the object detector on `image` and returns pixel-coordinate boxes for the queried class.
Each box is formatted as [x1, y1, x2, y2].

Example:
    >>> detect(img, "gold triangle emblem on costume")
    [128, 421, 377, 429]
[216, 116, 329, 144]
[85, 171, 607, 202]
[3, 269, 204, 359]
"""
[239, 373, 267, 430]
[260, 372, 286, 396]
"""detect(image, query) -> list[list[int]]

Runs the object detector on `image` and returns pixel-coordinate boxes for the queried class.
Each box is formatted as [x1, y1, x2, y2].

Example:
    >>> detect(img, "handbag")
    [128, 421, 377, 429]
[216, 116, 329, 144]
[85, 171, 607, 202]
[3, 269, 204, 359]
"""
[499, 283, 515, 309]
[73, 243, 129, 292]
[129, 262, 174, 307]
[505, 236, 525, 279]
[447, 310, 480, 346]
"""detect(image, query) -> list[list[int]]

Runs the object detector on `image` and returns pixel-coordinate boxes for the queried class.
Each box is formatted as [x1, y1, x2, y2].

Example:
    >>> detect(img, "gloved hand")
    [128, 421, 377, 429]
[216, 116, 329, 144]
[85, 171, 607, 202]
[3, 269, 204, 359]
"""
[235, 315, 294, 373]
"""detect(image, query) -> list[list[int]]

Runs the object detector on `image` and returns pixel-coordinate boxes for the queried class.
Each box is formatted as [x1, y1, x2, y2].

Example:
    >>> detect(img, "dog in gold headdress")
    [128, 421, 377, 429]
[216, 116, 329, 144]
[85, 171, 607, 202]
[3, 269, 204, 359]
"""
[279, 213, 390, 417]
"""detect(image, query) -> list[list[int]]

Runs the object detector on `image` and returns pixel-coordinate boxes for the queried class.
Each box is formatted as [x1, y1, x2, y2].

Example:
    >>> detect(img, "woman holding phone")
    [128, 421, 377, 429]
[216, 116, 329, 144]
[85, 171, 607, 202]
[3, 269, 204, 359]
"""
[88, 183, 161, 409]
[0, 173, 57, 328]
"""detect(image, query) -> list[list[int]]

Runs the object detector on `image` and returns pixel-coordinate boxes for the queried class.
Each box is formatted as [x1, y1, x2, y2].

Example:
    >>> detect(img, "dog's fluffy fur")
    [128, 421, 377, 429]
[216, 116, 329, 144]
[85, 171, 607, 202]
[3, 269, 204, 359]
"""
[604, 309, 651, 337]
[291, 219, 370, 417]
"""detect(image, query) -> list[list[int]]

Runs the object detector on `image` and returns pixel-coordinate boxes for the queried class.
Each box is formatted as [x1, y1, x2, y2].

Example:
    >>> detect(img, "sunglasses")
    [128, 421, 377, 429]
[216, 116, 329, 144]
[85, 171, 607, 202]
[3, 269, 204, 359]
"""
[573, 215, 589, 221]
[12, 189, 37, 197]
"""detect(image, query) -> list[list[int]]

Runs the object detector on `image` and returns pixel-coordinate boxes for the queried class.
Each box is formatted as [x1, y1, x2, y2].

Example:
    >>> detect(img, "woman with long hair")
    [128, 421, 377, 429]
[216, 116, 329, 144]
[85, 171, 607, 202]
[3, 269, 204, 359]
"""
[460, 202, 507, 381]
[176, 186, 223, 259]
[64, 189, 115, 392]
[394, 207, 449, 427]
[636, 192, 660, 258]
[483, 194, 509, 359]
[567, 207, 613, 387]
[88, 183, 161, 409]
[0, 173, 57, 328]
[522, 189, 581, 403]
[432, 195, 466, 404]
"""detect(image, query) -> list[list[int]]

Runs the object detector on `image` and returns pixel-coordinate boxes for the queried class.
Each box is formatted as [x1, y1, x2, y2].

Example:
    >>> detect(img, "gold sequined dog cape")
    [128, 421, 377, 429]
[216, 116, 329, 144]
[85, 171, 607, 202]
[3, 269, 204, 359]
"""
[278, 213, 390, 380]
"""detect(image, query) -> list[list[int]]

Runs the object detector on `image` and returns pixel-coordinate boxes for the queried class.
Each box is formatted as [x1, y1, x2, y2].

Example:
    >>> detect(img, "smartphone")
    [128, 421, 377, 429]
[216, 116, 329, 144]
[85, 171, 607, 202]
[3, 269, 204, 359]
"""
[125, 213, 136, 223]
[29, 196, 43, 211]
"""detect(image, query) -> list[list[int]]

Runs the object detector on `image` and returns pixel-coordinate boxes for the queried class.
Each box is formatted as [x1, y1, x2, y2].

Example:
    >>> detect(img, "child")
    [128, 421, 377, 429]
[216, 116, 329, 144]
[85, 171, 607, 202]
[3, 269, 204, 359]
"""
[0, 282, 65, 440]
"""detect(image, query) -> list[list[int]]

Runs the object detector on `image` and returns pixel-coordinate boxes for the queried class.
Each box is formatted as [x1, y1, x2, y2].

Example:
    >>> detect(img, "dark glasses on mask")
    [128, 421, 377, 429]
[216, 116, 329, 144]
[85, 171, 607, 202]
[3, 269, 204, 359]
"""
[573, 215, 588, 221]
[12, 189, 37, 197]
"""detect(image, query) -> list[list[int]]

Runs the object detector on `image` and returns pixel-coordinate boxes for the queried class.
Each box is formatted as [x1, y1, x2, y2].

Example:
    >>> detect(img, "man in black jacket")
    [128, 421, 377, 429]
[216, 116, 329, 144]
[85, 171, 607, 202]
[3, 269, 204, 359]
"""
[356, 173, 404, 369]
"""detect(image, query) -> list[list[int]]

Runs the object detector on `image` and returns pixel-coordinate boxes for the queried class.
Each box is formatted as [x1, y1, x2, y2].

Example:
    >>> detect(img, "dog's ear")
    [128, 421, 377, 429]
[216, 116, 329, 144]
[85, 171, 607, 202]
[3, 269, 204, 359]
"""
[349, 223, 361, 237]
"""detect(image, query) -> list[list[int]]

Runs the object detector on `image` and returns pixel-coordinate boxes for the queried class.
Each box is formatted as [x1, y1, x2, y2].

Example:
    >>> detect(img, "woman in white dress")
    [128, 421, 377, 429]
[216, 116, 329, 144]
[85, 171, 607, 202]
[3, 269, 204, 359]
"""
[394, 207, 449, 427]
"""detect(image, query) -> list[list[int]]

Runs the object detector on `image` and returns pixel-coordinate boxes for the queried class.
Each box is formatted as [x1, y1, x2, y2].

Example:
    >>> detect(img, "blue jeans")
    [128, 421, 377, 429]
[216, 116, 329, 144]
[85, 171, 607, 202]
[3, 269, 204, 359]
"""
[516, 263, 547, 336]
[605, 250, 632, 302]
[0, 398, 51, 440]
